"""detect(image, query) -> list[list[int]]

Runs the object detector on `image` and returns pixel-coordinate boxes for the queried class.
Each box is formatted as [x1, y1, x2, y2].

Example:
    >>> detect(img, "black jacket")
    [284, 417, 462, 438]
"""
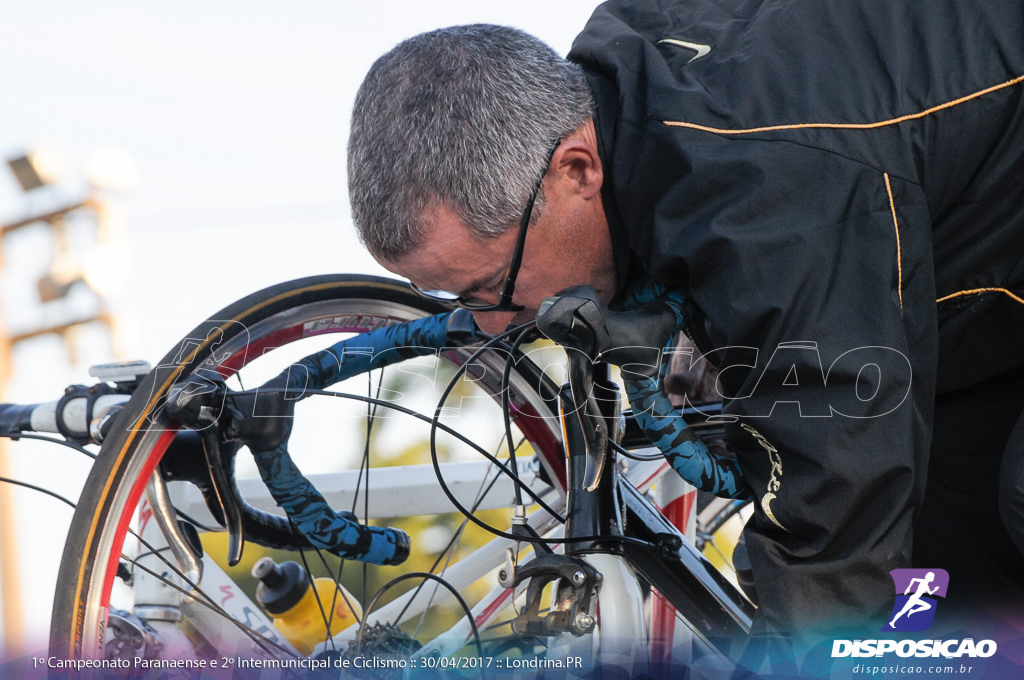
[570, 0, 1024, 637]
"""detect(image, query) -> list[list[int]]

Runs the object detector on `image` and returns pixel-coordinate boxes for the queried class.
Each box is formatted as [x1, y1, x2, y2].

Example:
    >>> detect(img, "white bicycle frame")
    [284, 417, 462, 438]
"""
[126, 451, 697, 673]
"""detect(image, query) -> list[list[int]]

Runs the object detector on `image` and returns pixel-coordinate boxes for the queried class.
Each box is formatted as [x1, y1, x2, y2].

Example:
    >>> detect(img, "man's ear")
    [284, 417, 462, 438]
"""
[551, 122, 603, 199]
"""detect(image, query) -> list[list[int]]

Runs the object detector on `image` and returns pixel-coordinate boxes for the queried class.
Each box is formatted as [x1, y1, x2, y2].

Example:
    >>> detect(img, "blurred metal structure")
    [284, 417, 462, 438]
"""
[6, 152, 60, 193]
[0, 148, 126, 657]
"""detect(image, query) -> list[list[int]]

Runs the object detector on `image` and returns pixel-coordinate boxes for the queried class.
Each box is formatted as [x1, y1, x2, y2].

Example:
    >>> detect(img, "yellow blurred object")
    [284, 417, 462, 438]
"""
[702, 511, 743, 572]
[253, 557, 362, 656]
[200, 531, 266, 575]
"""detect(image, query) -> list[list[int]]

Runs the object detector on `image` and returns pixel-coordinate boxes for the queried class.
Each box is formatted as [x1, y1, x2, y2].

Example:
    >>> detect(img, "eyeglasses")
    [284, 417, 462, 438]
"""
[411, 143, 558, 313]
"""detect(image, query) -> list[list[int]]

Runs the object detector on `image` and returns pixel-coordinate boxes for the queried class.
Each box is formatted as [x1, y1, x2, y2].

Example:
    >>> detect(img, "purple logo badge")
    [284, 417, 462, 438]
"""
[882, 568, 950, 632]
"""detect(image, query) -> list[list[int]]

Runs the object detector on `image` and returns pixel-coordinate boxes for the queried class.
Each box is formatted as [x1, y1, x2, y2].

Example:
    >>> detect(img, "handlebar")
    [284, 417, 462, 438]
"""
[0, 360, 149, 443]
[536, 284, 752, 501]
[3, 288, 748, 580]
[0, 393, 130, 443]
[0, 403, 36, 436]
[162, 309, 482, 566]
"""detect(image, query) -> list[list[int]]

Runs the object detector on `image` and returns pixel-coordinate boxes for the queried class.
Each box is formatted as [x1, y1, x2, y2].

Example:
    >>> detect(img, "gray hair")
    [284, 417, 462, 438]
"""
[348, 24, 595, 261]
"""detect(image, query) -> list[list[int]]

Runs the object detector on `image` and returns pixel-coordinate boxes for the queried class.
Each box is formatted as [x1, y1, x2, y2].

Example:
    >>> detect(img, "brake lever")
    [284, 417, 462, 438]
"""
[165, 372, 249, 565]
[568, 354, 610, 492]
[537, 285, 690, 492]
[536, 290, 610, 491]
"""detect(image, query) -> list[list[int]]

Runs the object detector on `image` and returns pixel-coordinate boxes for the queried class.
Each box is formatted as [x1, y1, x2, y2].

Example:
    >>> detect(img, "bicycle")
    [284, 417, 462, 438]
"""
[0, 273, 755, 678]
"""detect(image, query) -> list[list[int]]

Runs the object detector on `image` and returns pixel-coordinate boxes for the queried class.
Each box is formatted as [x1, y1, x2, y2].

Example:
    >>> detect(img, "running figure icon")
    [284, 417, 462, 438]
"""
[888, 571, 939, 628]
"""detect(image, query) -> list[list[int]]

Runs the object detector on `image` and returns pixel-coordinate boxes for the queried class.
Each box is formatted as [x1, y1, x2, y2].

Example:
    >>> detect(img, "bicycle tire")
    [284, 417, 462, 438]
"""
[50, 274, 575, 664]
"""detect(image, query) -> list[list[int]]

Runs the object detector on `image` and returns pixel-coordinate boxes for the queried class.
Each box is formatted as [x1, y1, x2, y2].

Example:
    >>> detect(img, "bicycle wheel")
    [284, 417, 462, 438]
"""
[50, 274, 583, 668]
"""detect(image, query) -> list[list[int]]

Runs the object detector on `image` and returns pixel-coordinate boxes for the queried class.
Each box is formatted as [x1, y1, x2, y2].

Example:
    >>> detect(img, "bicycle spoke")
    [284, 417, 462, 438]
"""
[121, 528, 300, 660]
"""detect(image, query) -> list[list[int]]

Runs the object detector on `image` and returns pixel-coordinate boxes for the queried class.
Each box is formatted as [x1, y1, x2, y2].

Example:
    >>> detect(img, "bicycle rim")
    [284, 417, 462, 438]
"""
[50, 274, 576, 665]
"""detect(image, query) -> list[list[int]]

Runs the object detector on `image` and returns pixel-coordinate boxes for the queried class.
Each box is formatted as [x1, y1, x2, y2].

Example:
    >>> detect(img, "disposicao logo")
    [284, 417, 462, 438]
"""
[883, 568, 949, 632]
[831, 568, 998, 659]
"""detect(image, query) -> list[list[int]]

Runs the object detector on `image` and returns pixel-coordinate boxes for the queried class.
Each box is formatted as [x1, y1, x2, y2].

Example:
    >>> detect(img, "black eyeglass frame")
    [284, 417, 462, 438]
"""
[411, 142, 560, 313]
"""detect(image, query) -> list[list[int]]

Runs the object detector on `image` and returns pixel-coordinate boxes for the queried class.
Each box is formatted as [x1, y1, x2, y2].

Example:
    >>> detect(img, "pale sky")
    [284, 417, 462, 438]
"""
[0, 0, 602, 655]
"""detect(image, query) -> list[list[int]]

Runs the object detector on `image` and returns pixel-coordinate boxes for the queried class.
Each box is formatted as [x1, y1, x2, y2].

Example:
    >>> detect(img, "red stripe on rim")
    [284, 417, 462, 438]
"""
[101, 428, 179, 610]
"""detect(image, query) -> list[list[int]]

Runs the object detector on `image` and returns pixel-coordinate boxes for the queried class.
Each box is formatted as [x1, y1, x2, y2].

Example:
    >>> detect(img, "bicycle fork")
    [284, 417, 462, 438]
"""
[500, 362, 652, 674]
[562, 368, 651, 672]
[119, 477, 298, 663]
